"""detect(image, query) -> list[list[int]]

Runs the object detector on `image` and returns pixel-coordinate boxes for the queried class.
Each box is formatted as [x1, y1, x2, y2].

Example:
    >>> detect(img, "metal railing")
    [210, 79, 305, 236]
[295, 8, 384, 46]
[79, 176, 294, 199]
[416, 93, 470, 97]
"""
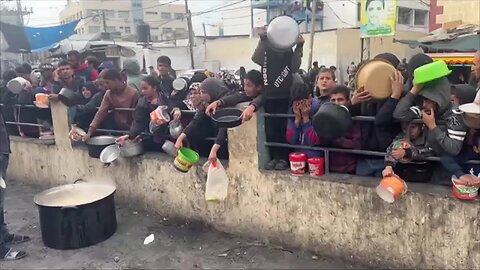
[0, 103, 48, 129]
[260, 113, 480, 174]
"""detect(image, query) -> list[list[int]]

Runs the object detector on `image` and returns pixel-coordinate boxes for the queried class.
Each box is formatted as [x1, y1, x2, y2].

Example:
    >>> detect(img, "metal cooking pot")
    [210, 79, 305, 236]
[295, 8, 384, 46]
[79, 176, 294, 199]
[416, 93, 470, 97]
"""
[86, 136, 116, 158]
[313, 102, 353, 141]
[100, 144, 121, 167]
[120, 140, 144, 158]
[58, 87, 81, 107]
[169, 120, 183, 139]
[33, 179, 117, 250]
[162, 140, 177, 157]
[173, 77, 188, 91]
[267, 15, 300, 51]
[7, 77, 30, 94]
[459, 103, 480, 130]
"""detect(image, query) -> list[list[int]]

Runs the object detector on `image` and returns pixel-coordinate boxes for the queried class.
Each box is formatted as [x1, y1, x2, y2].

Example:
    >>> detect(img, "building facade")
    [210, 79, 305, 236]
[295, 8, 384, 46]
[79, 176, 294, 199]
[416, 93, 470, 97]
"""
[59, 0, 188, 41]
[430, 0, 480, 31]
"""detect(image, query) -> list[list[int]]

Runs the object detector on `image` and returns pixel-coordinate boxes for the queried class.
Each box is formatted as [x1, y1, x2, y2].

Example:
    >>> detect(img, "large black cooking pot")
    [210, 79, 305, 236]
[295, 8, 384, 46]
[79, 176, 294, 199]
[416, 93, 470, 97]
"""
[33, 179, 117, 250]
[85, 136, 116, 158]
[313, 102, 352, 140]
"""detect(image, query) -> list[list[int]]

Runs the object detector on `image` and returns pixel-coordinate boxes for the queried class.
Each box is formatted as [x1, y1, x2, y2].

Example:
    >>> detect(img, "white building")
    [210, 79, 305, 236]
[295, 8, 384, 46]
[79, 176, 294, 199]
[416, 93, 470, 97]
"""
[59, 0, 188, 41]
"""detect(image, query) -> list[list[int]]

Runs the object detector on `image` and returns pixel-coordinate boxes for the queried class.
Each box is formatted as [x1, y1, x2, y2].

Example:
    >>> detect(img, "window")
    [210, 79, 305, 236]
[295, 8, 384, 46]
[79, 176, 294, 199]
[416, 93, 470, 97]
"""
[125, 26, 131, 34]
[106, 26, 116, 32]
[118, 11, 129, 19]
[161, 12, 172, 19]
[397, 7, 412, 25]
[88, 26, 101, 33]
[103, 9, 115, 17]
[151, 27, 159, 30]
[175, 28, 186, 37]
[414, 10, 428, 26]
[146, 11, 158, 15]
[163, 27, 172, 33]
[174, 13, 184, 19]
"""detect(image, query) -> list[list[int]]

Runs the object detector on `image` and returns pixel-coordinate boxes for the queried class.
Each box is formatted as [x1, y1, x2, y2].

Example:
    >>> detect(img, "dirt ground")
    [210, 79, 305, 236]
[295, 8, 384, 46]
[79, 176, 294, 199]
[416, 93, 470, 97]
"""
[1, 180, 360, 269]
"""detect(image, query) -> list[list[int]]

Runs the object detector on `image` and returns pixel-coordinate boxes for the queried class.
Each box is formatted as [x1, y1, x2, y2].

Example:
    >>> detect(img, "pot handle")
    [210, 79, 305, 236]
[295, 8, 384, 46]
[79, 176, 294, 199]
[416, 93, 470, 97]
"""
[73, 179, 86, 184]
[103, 163, 111, 168]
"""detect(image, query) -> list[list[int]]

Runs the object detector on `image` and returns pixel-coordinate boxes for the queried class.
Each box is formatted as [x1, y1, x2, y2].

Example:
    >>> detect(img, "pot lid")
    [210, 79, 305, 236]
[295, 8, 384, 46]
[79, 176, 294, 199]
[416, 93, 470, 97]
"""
[34, 182, 116, 207]
[459, 103, 480, 114]
[267, 15, 299, 51]
[173, 78, 187, 91]
[355, 59, 396, 99]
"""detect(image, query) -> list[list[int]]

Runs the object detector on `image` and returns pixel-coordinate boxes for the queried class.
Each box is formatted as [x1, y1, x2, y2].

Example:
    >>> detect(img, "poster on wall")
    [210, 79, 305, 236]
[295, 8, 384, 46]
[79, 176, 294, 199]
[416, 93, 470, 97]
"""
[360, 0, 397, 38]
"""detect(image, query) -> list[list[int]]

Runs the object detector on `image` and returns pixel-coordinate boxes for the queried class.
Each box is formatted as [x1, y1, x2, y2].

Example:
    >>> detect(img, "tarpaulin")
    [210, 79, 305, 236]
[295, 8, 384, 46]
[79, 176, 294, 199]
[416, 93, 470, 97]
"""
[0, 20, 79, 52]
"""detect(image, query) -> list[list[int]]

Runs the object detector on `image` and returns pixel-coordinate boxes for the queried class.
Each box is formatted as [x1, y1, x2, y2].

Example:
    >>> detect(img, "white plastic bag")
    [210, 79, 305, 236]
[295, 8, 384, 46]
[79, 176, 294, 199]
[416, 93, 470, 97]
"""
[205, 160, 229, 202]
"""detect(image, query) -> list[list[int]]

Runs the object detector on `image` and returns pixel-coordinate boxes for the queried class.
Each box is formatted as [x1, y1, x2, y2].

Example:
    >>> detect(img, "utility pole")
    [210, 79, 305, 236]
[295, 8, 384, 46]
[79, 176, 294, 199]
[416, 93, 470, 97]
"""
[307, 0, 317, 69]
[185, 0, 195, 69]
[101, 10, 107, 32]
[250, 0, 254, 37]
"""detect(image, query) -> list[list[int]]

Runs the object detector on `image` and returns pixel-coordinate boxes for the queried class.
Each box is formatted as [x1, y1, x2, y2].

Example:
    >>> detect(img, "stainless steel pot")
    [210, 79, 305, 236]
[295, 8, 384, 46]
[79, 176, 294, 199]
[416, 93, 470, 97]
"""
[459, 103, 480, 129]
[86, 136, 117, 158]
[100, 144, 121, 167]
[169, 120, 183, 139]
[162, 140, 177, 157]
[267, 15, 300, 51]
[58, 87, 81, 107]
[120, 140, 144, 158]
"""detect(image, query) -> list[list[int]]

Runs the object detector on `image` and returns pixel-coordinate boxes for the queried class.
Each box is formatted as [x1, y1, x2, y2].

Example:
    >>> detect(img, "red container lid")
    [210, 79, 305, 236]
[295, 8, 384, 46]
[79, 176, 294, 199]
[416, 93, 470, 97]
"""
[289, 152, 307, 162]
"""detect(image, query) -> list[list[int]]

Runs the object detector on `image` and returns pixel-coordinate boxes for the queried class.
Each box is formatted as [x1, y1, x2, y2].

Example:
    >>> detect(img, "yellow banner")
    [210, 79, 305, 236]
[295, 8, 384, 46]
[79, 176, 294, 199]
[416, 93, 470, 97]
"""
[360, 0, 397, 38]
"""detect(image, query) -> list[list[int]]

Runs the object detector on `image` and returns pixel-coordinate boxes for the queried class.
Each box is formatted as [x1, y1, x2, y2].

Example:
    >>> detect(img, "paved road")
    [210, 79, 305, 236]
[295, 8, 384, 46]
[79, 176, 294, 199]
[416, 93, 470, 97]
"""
[1, 180, 358, 269]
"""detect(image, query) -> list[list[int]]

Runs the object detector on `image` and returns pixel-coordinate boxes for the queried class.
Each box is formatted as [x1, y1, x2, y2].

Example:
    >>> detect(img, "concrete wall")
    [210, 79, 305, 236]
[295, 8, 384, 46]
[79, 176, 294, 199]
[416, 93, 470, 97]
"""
[435, 0, 480, 26]
[7, 101, 480, 269]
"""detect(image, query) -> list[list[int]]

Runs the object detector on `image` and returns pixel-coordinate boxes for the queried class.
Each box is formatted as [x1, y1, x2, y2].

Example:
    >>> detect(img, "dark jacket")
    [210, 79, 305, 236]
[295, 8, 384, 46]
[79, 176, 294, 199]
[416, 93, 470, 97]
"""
[158, 76, 175, 97]
[128, 95, 169, 141]
[394, 77, 467, 156]
[52, 77, 85, 95]
[0, 108, 10, 154]
[349, 97, 401, 152]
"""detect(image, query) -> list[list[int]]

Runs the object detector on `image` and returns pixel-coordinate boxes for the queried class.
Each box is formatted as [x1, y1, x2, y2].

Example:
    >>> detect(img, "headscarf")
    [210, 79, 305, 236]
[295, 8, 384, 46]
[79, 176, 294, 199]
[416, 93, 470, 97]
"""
[199, 78, 229, 108]
[81, 81, 100, 101]
[216, 70, 239, 92]
[184, 82, 201, 110]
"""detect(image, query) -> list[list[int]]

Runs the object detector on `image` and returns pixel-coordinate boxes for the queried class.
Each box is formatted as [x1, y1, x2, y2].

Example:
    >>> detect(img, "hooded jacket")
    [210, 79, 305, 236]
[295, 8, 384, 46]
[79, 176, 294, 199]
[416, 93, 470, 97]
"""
[123, 59, 144, 92]
[393, 77, 467, 156]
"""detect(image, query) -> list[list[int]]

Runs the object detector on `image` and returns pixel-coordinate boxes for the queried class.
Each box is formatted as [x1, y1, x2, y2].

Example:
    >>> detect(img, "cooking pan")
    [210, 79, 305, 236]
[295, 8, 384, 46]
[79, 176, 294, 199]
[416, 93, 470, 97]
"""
[120, 140, 144, 158]
[85, 136, 116, 158]
[212, 108, 243, 128]
[33, 179, 117, 250]
[313, 102, 352, 140]
[58, 87, 81, 107]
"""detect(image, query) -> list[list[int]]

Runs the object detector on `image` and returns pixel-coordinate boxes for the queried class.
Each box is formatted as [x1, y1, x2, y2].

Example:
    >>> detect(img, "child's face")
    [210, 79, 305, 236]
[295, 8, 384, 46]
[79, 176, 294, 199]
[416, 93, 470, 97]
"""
[81, 87, 92, 99]
[409, 125, 422, 140]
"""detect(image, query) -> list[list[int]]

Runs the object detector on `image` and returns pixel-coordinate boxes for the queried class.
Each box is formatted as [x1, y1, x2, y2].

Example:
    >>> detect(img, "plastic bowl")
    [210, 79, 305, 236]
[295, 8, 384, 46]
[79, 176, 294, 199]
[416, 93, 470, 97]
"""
[414, 61, 452, 84]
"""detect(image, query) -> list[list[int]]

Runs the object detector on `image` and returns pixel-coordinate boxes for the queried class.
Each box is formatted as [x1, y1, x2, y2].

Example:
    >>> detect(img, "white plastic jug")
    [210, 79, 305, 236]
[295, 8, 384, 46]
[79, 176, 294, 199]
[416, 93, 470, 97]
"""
[205, 160, 229, 202]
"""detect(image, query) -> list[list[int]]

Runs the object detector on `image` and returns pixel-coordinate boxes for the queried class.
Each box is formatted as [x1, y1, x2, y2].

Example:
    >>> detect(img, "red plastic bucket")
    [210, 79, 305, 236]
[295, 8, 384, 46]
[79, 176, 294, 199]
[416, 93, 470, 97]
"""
[308, 157, 325, 177]
[289, 152, 307, 175]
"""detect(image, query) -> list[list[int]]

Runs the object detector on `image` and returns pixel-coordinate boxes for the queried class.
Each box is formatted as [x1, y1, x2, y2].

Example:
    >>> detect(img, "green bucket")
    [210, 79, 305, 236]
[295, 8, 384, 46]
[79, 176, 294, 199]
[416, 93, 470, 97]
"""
[414, 60, 452, 84]
[173, 148, 200, 172]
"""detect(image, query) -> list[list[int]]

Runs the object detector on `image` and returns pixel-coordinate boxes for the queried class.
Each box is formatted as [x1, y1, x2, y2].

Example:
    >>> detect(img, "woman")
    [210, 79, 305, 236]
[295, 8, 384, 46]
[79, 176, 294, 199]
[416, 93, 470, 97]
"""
[116, 76, 180, 151]
[73, 82, 101, 131]
[174, 78, 229, 158]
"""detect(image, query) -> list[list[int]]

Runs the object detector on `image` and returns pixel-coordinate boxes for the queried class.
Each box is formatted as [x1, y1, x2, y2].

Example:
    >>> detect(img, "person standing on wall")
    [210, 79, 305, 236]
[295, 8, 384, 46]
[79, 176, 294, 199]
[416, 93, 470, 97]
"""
[0, 108, 29, 261]
[251, 26, 304, 170]
[156, 56, 175, 97]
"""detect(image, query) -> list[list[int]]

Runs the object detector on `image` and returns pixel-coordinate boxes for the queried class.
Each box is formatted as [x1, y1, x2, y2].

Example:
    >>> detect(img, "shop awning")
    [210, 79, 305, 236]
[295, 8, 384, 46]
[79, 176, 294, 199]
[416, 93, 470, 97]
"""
[394, 34, 480, 53]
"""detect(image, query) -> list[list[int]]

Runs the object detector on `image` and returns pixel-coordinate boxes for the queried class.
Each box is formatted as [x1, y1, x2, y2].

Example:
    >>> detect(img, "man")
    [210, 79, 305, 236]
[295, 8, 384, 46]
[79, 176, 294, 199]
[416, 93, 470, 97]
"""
[52, 60, 85, 96]
[122, 59, 144, 92]
[156, 56, 175, 97]
[468, 51, 480, 89]
[83, 69, 139, 140]
[0, 109, 29, 261]
[67, 50, 98, 82]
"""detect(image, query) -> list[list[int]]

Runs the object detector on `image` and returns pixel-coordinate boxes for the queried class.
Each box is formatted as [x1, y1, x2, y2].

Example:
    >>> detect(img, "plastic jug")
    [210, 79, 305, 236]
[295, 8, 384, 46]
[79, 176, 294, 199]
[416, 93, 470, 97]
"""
[205, 160, 229, 202]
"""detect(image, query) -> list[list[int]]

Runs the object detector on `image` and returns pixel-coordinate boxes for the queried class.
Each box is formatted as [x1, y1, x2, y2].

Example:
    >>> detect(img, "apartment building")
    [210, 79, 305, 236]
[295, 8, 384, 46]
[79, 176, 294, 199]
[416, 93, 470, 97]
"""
[430, 0, 480, 31]
[59, 0, 188, 41]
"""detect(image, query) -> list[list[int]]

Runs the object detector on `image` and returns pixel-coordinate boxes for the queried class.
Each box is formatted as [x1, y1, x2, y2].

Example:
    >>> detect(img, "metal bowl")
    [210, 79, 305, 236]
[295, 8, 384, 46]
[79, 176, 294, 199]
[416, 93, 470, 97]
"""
[267, 15, 299, 51]
[120, 140, 144, 158]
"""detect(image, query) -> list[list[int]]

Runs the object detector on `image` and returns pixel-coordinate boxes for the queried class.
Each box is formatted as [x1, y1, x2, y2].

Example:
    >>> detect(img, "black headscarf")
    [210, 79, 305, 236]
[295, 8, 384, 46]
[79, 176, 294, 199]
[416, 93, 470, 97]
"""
[200, 77, 229, 103]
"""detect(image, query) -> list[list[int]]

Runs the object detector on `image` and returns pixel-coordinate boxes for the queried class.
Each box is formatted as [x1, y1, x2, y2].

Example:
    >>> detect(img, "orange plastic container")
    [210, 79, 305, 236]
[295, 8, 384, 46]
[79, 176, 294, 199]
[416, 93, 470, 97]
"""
[376, 176, 408, 203]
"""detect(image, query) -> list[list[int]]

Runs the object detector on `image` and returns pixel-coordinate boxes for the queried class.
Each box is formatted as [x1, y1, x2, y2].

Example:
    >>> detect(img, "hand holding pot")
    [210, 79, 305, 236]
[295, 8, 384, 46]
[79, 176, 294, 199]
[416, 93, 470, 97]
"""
[172, 108, 182, 121]
[390, 70, 404, 99]
[459, 174, 480, 187]
[351, 89, 372, 105]
[241, 104, 255, 123]
[82, 132, 92, 142]
[206, 101, 221, 117]
[116, 135, 129, 146]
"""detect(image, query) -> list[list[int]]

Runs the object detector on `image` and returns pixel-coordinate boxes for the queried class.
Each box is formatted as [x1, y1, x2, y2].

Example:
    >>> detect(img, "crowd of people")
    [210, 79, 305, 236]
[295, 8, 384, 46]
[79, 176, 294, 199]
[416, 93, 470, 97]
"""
[1, 33, 480, 260]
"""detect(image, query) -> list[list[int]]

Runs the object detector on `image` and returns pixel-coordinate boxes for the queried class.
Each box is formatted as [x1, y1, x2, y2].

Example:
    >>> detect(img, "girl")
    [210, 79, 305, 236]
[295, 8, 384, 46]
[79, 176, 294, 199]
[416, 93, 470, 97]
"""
[174, 78, 229, 159]
[116, 76, 180, 151]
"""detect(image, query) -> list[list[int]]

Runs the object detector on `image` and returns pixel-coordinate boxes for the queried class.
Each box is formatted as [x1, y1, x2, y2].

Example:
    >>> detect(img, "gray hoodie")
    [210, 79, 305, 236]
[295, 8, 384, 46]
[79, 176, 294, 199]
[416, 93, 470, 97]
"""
[393, 77, 467, 156]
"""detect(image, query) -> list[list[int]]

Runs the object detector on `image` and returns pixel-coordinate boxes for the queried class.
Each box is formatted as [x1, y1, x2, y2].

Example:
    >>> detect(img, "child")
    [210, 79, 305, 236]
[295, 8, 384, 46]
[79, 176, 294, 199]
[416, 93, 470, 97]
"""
[314, 67, 336, 106]
[383, 122, 435, 182]
[286, 83, 321, 158]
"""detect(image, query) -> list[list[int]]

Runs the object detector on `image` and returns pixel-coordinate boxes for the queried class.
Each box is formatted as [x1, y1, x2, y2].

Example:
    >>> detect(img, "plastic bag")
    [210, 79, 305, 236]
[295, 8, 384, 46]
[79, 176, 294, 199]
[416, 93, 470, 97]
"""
[205, 160, 229, 202]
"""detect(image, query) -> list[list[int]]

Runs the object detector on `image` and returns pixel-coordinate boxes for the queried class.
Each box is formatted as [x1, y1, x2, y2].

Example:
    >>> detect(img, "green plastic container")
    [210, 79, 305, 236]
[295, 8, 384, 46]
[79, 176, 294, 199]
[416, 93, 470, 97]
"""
[173, 147, 200, 172]
[413, 60, 452, 84]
